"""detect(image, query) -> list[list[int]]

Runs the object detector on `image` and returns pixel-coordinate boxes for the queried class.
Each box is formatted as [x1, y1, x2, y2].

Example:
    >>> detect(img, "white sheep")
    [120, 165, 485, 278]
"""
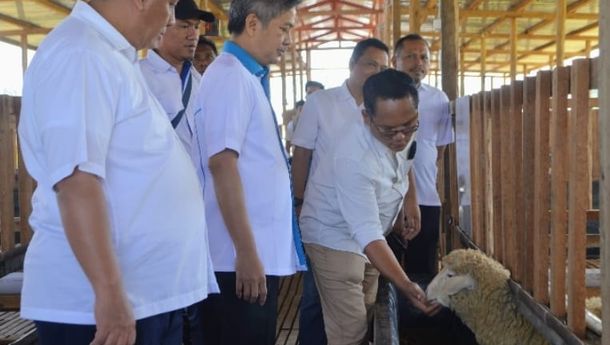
[426, 249, 548, 345]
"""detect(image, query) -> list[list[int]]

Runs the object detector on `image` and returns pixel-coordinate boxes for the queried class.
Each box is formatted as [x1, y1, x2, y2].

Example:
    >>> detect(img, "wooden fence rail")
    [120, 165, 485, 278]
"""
[467, 57, 600, 338]
[0, 95, 33, 255]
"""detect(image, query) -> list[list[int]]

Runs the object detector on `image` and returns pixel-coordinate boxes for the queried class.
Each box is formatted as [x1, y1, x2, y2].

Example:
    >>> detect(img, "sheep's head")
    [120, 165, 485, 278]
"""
[426, 249, 510, 307]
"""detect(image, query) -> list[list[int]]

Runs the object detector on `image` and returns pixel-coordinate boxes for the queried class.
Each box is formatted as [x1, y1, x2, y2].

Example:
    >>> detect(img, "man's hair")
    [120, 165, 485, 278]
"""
[350, 38, 389, 65]
[305, 81, 324, 90]
[295, 100, 305, 108]
[197, 36, 218, 55]
[228, 0, 301, 35]
[363, 69, 419, 117]
[393, 33, 430, 57]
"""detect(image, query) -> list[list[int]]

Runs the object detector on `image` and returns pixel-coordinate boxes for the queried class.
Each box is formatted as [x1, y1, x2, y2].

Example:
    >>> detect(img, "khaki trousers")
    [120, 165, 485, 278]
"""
[304, 243, 380, 345]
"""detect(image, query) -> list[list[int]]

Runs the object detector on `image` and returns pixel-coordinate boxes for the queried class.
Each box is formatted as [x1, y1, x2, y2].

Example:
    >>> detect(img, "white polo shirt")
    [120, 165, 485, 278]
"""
[195, 51, 301, 275]
[18, 1, 217, 325]
[140, 50, 200, 155]
[300, 122, 416, 256]
[291, 82, 363, 176]
[414, 83, 454, 206]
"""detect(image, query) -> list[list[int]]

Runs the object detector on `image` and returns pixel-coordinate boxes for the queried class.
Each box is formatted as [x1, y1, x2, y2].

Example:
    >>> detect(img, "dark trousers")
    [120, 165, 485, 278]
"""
[297, 265, 327, 345]
[200, 272, 279, 345]
[35, 309, 183, 345]
[405, 205, 441, 280]
[183, 301, 205, 345]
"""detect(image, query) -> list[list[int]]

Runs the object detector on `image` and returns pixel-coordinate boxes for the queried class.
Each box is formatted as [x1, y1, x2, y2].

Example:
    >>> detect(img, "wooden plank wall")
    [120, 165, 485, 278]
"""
[0, 95, 33, 254]
[466, 57, 600, 338]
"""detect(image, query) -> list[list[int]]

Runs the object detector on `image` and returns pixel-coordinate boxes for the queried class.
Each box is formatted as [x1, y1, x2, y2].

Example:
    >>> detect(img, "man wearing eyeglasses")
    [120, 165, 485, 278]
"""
[298, 69, 441, 344]
[291, 38, 390, 345]
[393, 34, 454, 282]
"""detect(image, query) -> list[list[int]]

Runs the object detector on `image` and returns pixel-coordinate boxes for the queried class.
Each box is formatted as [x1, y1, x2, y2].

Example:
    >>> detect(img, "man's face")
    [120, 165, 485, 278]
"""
[393, 39, 430, 84]
[193, 43, 217, 74]
[349, 47, 389, 90]
[140, 0, 178, 50]
[159, 19, 200, 63]
[364, 97, 419, 152]
[252, 8, 296, 65]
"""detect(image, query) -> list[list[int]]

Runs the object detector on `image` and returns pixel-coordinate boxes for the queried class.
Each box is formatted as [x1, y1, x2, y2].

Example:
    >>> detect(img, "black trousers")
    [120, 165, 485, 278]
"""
[405, 205, 441, 280]
[200, 272, 279, 345]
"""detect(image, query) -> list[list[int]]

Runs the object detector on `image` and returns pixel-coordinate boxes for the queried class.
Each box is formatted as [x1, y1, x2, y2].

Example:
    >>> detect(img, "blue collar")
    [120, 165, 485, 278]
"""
[223, 41, 269, 79]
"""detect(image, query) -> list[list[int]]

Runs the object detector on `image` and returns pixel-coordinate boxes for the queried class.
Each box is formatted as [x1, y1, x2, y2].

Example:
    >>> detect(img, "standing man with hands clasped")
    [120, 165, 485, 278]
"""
[393, 34, 454, 281]
[18, 0, 217, 344]
[194, 1, 306, 344]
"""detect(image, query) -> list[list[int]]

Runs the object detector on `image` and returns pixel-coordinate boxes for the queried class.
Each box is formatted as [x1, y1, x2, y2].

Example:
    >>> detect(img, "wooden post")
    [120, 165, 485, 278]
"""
[510, 18, 517, 81]
[409, 0, 421, 33]
[470, 93, 484, 248]
[567, 58, 589, 338]
[298, 46, 304, 101]
[550, 65, 570, 318]
[600, 0, 610, 340]
[460, 49, 465, 97]
[20, 34, 28, 73]
[280, 54, 287, 115]
[491, 89, 503, 260]
[291, 44, 298, 107]
[483, 91, 494, 253]
[393, 0, 401, 45]
[533, 70, 552, 305]
[441, 0, 460, 251]
[511, 81, 524, 283]
[306, 49, 312, 82]
[14, 98, 32, 245]
[0, 96, 16, 252]
[556, 0, 567, 67]
[480, 35, 486, 92]
[500, 85, 515, 268]
[522, 76, 537, 293]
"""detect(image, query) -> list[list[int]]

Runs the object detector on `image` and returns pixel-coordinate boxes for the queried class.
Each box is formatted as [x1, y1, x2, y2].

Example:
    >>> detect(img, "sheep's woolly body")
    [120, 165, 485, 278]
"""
[441, 249, 548, 345]
[586, 297, 602, 319]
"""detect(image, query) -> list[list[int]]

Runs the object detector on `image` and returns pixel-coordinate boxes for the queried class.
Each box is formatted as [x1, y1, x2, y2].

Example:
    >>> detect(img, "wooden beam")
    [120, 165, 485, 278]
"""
[0, 13, 42, 29]
[421, 31, 598, 41]
[409, 0, 422, 33]
[480, 35, 486, 91]
[0, 28, 51, 36]
[550, 65, 570, 318]
[392, 0, 401, 45]
[500, 85, 515, 268]
[298, 9, 381, 17]
[32, 0, 70, 15]
[510, 17, 517, 80]
[280, 54, 287, 115]
[459, 10, 597, 20]
[556, 0, 567, 66]
[600, 0, 610, 341]
[511, 81, 524, 282]
[490, 89, 503, 259]
[20, 34, 27, 74]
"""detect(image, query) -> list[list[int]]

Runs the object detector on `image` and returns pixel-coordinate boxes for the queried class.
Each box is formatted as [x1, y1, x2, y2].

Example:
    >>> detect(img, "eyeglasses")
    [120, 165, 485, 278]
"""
[369, 116, 419, 139]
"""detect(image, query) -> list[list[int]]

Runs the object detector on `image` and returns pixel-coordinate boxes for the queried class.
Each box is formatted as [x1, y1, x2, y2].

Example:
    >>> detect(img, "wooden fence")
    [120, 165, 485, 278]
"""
[467, 57, 600, 338]
[0, 95, 33, 255]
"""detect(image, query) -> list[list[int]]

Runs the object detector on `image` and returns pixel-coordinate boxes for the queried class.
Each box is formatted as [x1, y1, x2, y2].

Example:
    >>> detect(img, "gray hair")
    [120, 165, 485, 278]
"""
[228, 0, 301, 35]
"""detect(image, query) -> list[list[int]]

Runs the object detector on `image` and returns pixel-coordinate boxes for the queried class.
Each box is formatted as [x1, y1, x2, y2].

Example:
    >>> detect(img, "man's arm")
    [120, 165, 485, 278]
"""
[364, 240, 441, 315]
[55, 169, 135, 345]
[208, 149, 267, 305]
[402, 169, 421, 240]
[291, 146, 312, 215]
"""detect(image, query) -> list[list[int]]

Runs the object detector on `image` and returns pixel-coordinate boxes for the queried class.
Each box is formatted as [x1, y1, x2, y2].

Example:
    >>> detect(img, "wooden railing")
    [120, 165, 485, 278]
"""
[0, 95, 33, 255]
[465, 57, 600, 338]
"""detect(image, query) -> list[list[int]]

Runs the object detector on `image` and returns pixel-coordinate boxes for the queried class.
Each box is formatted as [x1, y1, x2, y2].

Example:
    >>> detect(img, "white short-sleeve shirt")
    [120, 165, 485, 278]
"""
[414, 83, 454, 206]
[299, 122, 416, 256]
[291, 82, 363, 177]
[140, 50, 200, 155]
[18, 1, 217, 325]
[195, 51, 301, 275]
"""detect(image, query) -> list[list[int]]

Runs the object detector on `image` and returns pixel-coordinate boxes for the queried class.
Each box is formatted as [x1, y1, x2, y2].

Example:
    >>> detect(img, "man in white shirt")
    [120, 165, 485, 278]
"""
[300, 69, 441, 345]
[194, 1, 305, 344]
[292, 38, 403, 345]
[18, 1, 217, 344]
[393, 34, 454, 281]
[140, 0, 215, 155]
[139, 2, 215, 344]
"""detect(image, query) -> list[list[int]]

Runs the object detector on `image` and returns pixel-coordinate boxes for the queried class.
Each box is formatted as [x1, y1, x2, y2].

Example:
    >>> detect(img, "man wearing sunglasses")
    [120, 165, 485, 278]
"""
[299, 69, 441, 344]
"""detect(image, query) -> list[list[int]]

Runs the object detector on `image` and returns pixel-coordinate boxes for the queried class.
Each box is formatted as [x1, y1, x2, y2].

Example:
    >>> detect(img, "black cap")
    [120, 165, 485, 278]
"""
[175, 0, 215, 23]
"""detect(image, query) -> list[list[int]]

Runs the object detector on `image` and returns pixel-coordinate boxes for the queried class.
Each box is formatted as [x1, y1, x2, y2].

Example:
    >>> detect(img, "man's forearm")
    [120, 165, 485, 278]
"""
[405, 169, 418, 208]
[209, 150, 257, 253]
[364, 240, 412, 290]
[291, 146, 313, 200]
[56, 169, 125, 295]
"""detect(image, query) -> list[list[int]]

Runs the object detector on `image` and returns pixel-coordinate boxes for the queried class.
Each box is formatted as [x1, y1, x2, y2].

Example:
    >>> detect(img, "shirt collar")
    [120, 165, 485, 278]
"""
[145, 50, 175, 73]
[71, 1, 137, 63]
[417, 82, 429, 92]
[223, 41, 269, 79]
